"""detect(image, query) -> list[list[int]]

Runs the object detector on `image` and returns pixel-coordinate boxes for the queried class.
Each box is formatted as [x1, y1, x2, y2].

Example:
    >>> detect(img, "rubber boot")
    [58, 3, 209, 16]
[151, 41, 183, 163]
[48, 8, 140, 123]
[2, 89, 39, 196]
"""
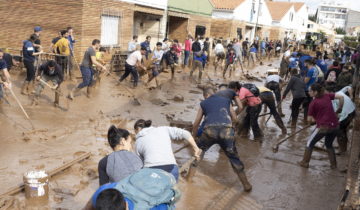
[189, 70, 194, 77]
[298, 147, 312, 168]
[198, 72, 202, 83]
[21, 81, 29, 95]
[327, 148, 337, 169]
[54, 91, 60, 107]
[337, 135, 347, 155]
[68, 87, 81, 100]
[28, 81, 36, 95]
[32, 95, 39, 106]
[236, 171, 252, 192]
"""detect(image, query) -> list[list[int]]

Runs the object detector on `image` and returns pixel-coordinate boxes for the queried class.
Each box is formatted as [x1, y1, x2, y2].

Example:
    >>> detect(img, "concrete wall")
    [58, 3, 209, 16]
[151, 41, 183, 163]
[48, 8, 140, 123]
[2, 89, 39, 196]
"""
[168, 0, 213, 16]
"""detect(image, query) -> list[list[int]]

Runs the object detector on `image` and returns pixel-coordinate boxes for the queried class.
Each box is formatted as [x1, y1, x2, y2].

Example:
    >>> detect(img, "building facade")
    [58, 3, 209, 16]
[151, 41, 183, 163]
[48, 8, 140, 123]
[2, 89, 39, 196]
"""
[346, 10, 360, 36]
[316, 2, 348, 29]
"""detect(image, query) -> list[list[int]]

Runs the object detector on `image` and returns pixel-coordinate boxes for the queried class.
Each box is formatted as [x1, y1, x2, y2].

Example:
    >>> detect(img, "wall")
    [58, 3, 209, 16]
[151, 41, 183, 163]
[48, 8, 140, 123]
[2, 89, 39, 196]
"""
[168, 0, 213, 16]
[168, 16, 189, 43]
[119, 0, 167, 10]
[279, 6, 296, 30]
[81, 0, 134, 58]
[188, 14, 212, 38]
[0, 0, 83, 57]
[212, 10, 234, 19]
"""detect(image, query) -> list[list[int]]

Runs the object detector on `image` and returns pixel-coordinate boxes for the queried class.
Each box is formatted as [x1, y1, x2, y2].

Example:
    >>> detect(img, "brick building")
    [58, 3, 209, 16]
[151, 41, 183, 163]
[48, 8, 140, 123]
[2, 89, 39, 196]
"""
[0, 0, 167, 60]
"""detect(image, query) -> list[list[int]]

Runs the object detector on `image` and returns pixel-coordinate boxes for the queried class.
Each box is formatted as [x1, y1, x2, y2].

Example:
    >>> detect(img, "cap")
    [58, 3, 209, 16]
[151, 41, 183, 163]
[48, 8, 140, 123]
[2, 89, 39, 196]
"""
[34, 26, 42, 32]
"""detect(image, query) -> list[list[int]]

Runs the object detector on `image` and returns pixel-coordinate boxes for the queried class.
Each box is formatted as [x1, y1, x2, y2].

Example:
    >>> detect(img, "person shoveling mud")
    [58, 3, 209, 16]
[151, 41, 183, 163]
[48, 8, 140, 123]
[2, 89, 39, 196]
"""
[191, 88, 252, 192]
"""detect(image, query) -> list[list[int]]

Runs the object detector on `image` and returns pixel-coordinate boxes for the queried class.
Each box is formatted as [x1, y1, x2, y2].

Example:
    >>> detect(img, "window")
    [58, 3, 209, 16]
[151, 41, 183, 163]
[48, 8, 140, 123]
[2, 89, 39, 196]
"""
[101, 15, 119, 46]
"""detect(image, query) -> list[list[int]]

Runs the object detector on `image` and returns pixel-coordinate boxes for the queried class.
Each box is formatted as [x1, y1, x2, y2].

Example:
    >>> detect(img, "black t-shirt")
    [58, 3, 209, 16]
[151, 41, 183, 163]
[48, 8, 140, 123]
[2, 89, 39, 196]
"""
[38, 61, 64, 83]
[32, 34, 41, 52]
[192, 41, 201, 52]
[203, 41, 210, 52]
[3, 53, 12, 70]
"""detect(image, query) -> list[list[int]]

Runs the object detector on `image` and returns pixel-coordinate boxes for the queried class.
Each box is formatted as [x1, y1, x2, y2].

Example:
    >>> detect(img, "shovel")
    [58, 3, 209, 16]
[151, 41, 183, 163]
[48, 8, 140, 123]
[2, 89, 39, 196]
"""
[39, 79, 69, 111]
[272, 124, 312, 153]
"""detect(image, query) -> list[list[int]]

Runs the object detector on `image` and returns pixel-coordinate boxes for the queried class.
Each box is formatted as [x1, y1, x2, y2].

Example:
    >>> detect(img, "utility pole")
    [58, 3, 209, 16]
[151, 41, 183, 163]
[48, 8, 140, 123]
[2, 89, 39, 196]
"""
[253, 0, 262, 41]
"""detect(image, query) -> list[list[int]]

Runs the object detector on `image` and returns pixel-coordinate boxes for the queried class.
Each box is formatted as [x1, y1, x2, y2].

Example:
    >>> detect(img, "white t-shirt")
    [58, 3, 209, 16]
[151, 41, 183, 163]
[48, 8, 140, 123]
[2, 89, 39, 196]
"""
[332, 86, 356, 121]
[214, 43, 225, 55]
[284, 50, 291, 58]
[152, 49, 164, 64]
[126, 51, 142, 66]
[266, 75, 281, 83]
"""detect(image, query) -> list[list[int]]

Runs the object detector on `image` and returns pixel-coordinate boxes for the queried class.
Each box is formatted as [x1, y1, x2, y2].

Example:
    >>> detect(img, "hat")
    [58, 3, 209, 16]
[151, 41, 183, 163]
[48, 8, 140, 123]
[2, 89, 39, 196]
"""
[34, 26, 42, 32]
[267, 69, 279, 73]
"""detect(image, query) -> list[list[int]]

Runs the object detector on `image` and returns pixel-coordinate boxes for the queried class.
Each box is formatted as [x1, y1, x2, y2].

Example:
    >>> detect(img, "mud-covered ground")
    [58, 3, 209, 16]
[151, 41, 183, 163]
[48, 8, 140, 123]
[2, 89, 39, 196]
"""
[0, 56, 348, 210]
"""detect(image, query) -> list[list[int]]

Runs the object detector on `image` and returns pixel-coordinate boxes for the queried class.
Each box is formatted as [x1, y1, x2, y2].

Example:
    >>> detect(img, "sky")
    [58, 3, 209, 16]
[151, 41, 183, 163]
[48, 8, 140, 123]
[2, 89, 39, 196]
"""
[275, 0, 360, 14]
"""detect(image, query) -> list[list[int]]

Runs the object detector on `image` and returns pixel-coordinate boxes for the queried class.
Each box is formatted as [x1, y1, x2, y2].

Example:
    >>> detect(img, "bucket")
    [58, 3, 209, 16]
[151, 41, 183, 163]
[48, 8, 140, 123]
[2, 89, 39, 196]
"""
[23, 170, 49, 205]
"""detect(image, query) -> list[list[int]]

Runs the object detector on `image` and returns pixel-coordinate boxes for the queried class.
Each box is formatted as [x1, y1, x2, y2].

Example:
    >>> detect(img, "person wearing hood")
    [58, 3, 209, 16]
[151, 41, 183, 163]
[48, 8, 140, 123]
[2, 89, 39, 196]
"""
[134, 119, 201, 181]
[98, 125, 143, 186]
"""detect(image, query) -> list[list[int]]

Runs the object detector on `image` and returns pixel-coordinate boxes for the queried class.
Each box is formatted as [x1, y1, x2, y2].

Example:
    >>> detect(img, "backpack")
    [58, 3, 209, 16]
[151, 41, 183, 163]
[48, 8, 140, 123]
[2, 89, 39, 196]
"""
[115, 168, 180, 210]
[243, 83, 260, 97]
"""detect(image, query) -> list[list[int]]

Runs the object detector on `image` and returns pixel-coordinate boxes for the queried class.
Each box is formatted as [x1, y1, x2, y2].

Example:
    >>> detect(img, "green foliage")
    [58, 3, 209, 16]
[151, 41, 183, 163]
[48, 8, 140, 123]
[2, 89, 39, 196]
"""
[335, 27, 346, 35]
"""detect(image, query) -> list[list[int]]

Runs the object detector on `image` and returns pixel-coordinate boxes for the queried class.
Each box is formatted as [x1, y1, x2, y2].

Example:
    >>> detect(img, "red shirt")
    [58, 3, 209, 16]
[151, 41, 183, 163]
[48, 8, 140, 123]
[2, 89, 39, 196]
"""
[238, 87, 262, 107]
[308, 93, 339, 128]
[184, 39, 192, 51]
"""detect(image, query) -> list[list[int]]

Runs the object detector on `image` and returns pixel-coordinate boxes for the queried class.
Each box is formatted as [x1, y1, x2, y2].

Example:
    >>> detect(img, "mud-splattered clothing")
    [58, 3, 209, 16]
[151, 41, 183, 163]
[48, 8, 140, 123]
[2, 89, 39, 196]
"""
[200, 95, 232, 127]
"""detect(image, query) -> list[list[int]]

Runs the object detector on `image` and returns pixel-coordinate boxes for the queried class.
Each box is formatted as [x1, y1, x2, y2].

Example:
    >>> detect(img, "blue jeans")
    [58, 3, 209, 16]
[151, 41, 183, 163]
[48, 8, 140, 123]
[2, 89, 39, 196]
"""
[78, 66, 94, 89]
[197, 126, 245, 173]
[150, 164, 179, 181]
[184, 51, 190, 66]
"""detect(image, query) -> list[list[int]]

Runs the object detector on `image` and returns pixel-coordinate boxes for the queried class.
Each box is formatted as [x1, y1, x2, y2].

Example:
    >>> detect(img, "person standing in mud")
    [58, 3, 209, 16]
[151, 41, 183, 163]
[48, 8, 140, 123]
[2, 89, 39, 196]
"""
[298, 83, 344, 169]
[303, 59, 318, 124]
[134, 119, 201, 181]
[140, 36, 151, 59]
[68, 39, 106, 99]
[214, 40, 225, 71]
[282, 68, 306, 128]
[258, 86, 287, 134]
[21, 34, 43, 95]
[118, 47, 147, 88]
[98, 125, 143, 186]
[0, 50, 12, 104]
[33, 60, 63, 107]
[265, 69, 284, 116]
[146, 42, 164, 87]
[192, 88, 252, 192]
[279, 45, 291, 78]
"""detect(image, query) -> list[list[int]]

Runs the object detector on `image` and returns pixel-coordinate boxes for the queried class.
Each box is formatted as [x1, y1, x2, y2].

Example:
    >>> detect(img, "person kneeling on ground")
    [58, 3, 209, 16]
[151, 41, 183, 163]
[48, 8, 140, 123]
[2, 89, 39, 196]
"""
[298, 83, 344, 169]
[33, 60, 63, 107]
[192, 88, 252, 191]
[98, 125, 143, 186]
[85, 168, 179, 210]
[134, 119, 201, 181]
[162, 47, 178, 80]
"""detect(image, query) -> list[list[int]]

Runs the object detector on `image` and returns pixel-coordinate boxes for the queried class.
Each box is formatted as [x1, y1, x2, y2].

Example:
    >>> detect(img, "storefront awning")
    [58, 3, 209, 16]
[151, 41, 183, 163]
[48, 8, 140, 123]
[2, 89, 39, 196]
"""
[134, 5, 164, 16]
[168, 11, 189, 19]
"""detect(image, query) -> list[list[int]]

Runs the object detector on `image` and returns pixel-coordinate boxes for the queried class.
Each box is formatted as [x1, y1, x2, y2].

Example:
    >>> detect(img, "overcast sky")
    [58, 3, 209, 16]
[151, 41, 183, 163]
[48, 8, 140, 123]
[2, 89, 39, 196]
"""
[275, 0, 360, 14]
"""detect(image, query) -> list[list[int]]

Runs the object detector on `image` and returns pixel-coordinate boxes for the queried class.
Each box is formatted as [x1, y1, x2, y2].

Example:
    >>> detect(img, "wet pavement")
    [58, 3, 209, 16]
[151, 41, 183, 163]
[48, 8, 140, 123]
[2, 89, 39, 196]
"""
[0, 57, 347, 209]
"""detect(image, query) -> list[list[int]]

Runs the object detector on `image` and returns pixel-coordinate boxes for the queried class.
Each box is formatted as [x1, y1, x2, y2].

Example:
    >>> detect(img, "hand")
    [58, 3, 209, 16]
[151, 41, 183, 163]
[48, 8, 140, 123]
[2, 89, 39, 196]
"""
[36, 76, 41, 81]
[3, 82, 11, 89]
[193, 148, 202, 161]
[102, 66, 107, 72]
[282, 95, 286, 100]
[52, 84, 58, 90]
[336, 109, 342, 114]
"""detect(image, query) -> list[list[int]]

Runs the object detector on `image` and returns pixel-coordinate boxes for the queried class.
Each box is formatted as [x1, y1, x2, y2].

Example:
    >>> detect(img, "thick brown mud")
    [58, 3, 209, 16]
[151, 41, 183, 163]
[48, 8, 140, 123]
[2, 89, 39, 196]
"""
[0, 57, 347, 209]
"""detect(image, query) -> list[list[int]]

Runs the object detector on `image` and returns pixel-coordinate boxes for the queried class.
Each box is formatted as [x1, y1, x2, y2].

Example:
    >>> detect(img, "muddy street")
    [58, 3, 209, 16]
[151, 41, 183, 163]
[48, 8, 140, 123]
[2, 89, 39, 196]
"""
[0, 57, 346, 210]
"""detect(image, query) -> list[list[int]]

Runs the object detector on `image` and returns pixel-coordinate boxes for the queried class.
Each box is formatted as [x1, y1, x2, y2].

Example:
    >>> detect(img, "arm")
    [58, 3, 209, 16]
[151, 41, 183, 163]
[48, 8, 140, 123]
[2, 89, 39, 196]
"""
[304, 77, 310, 84]
[229, 104, 237, 122]
[334, 93, 344, 113]
[282, 77, 294, 98]
[98, 157, 109, 186]
[192, 107, 204, 137]
[2, 68, 11, 89]
[234, 96, 244, 114]
[90, 56, 106, 71]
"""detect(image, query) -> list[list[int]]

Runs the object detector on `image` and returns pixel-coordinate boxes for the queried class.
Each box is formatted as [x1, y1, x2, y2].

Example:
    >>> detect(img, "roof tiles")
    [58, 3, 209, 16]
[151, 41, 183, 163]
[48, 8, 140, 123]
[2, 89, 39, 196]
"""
[211, 0, 245, 10]
[266, 1, 294, 21]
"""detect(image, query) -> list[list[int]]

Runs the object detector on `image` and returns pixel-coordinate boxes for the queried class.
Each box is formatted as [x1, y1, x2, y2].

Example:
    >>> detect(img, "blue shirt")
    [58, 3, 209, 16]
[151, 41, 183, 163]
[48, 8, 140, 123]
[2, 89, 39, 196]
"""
[250, 47, 257, 53]
[91, 183, 168, 210]
[0, 59, 7, 70]
[299, 55, 312, 76]
[200, 95, 232, 127]
[22, 40, 35, 62]
[305, 67, 317, 90]
[194, 54, 207, 63]
[316, 59, 328, 75]
[67, 36, 76, 53]
[288, 57, 298, 68]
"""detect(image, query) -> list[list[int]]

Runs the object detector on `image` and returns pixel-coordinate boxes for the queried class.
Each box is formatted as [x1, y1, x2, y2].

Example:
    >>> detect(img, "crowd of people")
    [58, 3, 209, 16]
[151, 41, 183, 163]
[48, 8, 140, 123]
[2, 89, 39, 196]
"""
[0, 25, 359, 210]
